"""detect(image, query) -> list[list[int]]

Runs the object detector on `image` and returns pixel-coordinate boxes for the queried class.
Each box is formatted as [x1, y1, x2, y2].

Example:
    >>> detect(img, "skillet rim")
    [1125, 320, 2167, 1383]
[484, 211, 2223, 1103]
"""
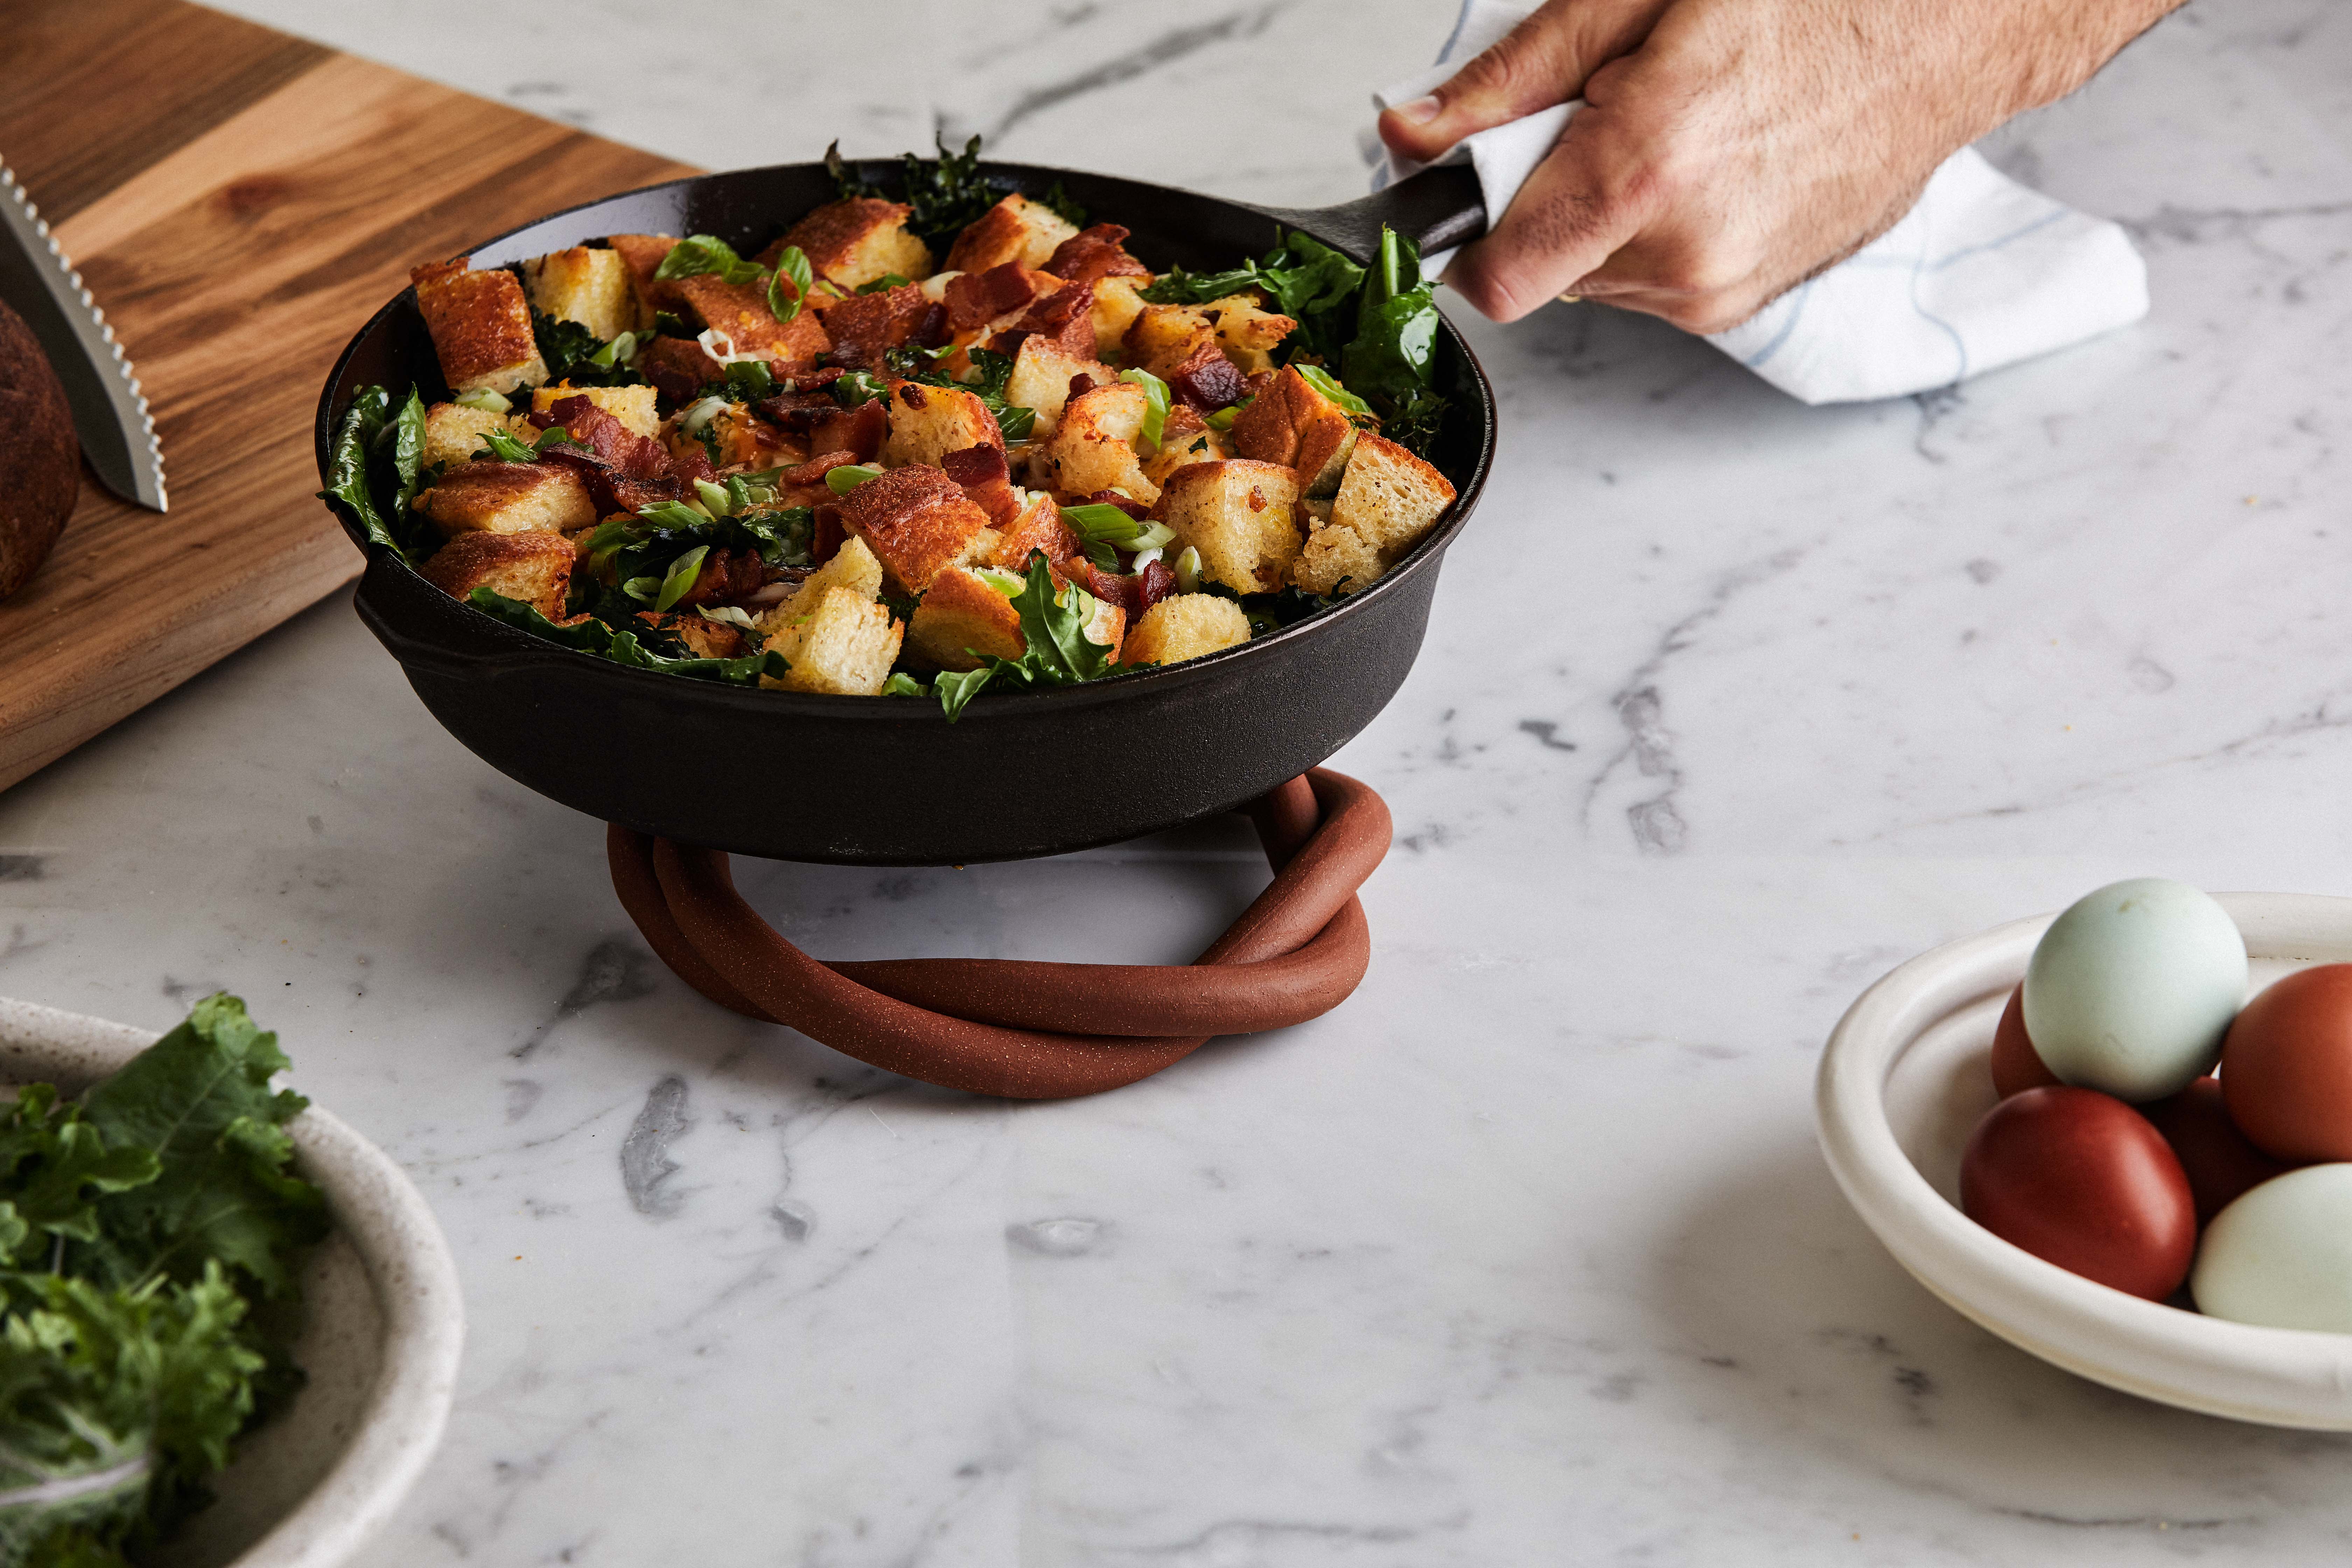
[312, 158, 1496, 725]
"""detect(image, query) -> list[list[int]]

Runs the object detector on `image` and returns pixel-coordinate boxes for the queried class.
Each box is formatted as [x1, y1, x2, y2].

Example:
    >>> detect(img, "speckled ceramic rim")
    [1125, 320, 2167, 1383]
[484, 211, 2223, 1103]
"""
[0, 997, 464, 1566]
[1815, 894, 2352, 1429]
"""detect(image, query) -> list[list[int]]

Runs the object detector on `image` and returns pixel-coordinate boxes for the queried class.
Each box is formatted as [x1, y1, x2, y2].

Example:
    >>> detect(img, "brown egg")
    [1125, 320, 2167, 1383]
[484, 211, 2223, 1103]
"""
[1960, 1086, 2197, 1300]
[2220, 964, 2352, 1162]
[2139, 1078, 2295, 1222]
[1989, 983, 2062, 1098]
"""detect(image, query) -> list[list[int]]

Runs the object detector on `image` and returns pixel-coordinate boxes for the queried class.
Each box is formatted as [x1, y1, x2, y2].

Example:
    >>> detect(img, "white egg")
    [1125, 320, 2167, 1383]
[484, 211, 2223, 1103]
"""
[2021, 877, 2247, 1101]
[2193, 1165, 2352, 1332]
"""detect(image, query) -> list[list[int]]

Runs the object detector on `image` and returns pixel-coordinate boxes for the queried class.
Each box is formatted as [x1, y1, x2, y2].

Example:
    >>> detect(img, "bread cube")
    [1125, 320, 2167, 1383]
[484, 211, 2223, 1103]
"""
[760, 535, 886, 635]
[411, 259, 546, 394]
[1230, 365, 1358, 495]
[533, 382, 660, 440]
[423, 402, 520, 470]
[1033, 382, 1157, 504]
[606, 232, 686, 315]
[1328, 432, 1457, 556]
[944, 194, 1080, 274]
[1091, 277, 1150, 363]
[990, 490, 1077, 572]
[881, 382, 1003, 470]
[673, 274, 831, 365]
[838, 466, 998, 595]
[1199, 294, 1296, 374]
[1001, 335, 1111, 438]
[760, 584, 904, 695]
[778, 197, 932, 289]
[1290, 519, 1385, 597]
[1151, 460, 1301, 593]
[813, 282, 936, 369]
[525, 246, 644, 340]
[1121, 302, 1217, 381]
[906, 565, 1025, 670]
[420, 529, 574, 617]
[1141, 406, 1229, 488]
[413, 460, 596, 537]
[1121, 593, 1251, 667]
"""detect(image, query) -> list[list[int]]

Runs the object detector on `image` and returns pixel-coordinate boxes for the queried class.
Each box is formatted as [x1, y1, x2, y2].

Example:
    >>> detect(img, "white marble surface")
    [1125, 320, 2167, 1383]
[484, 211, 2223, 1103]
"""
[9, 0, 2352, 1561]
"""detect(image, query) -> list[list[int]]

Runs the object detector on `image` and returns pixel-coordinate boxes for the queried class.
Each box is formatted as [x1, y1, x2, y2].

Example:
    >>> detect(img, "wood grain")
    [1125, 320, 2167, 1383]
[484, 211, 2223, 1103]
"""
[0, 0, 698, 792]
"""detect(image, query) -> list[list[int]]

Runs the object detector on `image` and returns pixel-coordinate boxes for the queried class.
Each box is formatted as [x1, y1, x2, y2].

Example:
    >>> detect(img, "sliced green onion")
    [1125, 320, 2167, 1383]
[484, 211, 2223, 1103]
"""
[1172, 545, 1202, 592]
[856, 273, 911, 294]
[694, 478, 734, 516]
[475, 427, 537, 462]
[1127, 520, 1175, 551]
[1061, 504, 1173, 554]
[883, 672, 933, 698]
[1295, 364, 1373, 416]
[996, 405, 1037, 442]
[975, 567, 1025, 597]
[825, 464, 883, 496]
[1129, 546, 1164, 571]
[622, 575, 661, 604]
[679, 397, 730, 436]
[655, 545, 710, 612]
[636, 501, 709, 530]
[1118, 367, 1170, 450]
[454, 387, 511, 412]
[1205, 397, 1251, 432]
[589, 330, 642, 369]
[696, 604, 758, 630]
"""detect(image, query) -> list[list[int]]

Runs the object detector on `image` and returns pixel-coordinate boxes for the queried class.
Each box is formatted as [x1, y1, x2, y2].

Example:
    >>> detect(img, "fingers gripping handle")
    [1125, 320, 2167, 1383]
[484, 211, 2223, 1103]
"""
[607, 769, 1394, 1100]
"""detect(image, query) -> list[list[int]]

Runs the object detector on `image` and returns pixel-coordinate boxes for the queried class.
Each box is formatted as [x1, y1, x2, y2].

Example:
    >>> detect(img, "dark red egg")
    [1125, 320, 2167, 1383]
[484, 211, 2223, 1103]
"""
[1959, 1086, 2197, 1300]
[2220, 964, 2352, 1162]
[2138, 1078, 2295, 1222]
[1989, 983, 2062, 1098]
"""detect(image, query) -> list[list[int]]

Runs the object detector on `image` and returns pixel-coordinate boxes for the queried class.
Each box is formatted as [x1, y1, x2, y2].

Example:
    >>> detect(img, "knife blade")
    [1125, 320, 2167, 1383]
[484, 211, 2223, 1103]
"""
[0, 162, 167, 512]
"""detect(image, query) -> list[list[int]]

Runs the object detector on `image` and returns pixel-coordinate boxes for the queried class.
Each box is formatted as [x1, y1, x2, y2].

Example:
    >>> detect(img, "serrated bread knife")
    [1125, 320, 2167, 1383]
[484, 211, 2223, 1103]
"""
[0, 162, 167, 512]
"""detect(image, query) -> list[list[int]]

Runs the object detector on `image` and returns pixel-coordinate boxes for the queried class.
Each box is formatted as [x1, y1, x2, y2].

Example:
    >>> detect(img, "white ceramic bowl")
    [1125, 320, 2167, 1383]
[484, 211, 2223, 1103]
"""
[0, 997, 463, 1566]
[1816, 892, 2352, 1429]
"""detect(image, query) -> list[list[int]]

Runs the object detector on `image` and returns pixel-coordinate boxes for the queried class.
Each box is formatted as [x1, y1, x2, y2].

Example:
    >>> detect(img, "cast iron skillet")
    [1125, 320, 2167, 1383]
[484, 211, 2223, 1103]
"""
[314, 159, 1494, 866]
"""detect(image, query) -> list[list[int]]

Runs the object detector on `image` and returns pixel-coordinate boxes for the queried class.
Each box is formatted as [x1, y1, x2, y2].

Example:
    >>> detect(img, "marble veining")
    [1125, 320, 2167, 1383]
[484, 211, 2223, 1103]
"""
[5, 0, 2351, 1561]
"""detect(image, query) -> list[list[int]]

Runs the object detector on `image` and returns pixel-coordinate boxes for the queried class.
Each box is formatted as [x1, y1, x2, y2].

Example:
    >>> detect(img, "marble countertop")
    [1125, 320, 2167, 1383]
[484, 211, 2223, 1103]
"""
[8, 0, 2352, 1561]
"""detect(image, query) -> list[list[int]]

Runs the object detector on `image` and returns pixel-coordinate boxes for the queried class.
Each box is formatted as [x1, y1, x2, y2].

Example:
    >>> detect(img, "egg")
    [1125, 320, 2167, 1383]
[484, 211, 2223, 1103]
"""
[2191, 1165, 2352, 1331]
[2138, 1078, 2293, 1222]
[2021, 878, 2247, 1101]
[1960, 1086, 2197, 1300]
[1988, 983, 2061, 1098]
[2219, 964, 2352, 1162]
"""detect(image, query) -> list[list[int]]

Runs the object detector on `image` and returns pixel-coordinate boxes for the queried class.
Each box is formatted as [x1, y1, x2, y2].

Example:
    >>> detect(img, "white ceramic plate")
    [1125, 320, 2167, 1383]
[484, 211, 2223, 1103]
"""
[0, 997, 463, 1566]
[1816, 892, 2352, 1429]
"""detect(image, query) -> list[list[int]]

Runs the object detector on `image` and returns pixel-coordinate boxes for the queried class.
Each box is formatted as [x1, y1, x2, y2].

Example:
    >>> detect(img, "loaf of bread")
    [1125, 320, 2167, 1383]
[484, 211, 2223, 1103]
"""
[0, 296, 79, 601]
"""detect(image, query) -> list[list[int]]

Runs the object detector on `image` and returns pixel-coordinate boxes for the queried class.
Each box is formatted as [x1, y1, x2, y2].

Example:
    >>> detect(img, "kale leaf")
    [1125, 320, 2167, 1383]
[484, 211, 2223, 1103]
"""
[531, 311, 645, 389]
[1339, 228, 1446, 458]
[896, 134, 1001, 251]
[928, 554, 1117, 720]
[318, 387, 401, 558]
[879, 345, 1036, 441]
[468, 591, 788, 685]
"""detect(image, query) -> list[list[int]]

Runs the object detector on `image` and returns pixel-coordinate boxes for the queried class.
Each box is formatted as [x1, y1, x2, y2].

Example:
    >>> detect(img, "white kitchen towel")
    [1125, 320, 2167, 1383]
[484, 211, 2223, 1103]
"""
[1372, 0, 2150, 404]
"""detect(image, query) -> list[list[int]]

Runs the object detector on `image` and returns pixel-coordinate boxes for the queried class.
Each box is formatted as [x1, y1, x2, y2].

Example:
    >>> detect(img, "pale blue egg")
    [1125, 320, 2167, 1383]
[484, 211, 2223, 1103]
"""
[2193, 1165, 2352, 1331]
[2021, 877, 2247, 1101]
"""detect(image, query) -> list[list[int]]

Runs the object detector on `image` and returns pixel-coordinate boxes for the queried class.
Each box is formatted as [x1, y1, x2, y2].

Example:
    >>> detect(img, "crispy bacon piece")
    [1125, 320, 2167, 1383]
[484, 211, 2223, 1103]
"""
[991, 281, 1095, 360]
[1166, 344, 1248, 412]
[1043, 224, 1150, 289]
[635, 611, 746, 660]
[637, 335, 726, 402]
[941, 444, 1022, 526]
[751, 384, 848, 435]
[771, 450, 867, 510]
[528, 393, 691, 512]
[944, 263, 1043, 334]
[812, 505, 848, 566]
[806, 398, 888, 463]
[1070, 556, 1174, 621]
[667, 546, 766, 609]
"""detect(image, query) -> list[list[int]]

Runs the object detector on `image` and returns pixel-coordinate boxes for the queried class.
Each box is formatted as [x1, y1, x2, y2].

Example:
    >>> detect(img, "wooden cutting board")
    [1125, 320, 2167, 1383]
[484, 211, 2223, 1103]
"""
[0, 0, 697, 791]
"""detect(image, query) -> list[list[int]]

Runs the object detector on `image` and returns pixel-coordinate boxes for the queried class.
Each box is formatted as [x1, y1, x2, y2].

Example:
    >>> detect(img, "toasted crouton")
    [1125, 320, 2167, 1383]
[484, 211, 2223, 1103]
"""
[413, 461, 596, 537]
[420, 530, 575, 617]
[1230, 365, 1359, 495]
[1121, 594, 1251, 667]
[944, 194, 1080, 274]
[1327, 432, 1457, 557]
[411, 259, 546, 394]
[759, 534, 886, 636]
[881, 381, 1003, 470]
[778, 198, 932, 289]
[1090, 277, 1150, 362]
[533, 383, 660, 440]
[1122, 302, 1217, 381]
[1034, 382, 1157, 504]
[423, 402, 521, 470]
[1141, 406, 1229, 488]
[761, 584, 904, 695]
[906, 565, 1025, 670]
[1290, 519, 1386, 597]
[672, 274, 831, 365]
[525, 246, 644, 340]
[606, 232, 687, 317]
[1199, 294, 1296, 374]
[1151, 460, 1302, 593]
[989, 489, 1077, 572]
[837, 466, 998, 595]
[1000, 335, 1111, 438]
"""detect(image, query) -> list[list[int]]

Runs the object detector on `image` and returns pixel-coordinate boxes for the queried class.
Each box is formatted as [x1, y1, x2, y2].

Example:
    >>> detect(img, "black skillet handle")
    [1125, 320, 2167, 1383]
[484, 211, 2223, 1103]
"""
[1250, 162, 1487, 265]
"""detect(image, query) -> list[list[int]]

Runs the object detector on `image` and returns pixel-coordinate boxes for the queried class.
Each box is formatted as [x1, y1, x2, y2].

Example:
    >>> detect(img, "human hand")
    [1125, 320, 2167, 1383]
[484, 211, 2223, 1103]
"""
[1377, 0, 2182, 331]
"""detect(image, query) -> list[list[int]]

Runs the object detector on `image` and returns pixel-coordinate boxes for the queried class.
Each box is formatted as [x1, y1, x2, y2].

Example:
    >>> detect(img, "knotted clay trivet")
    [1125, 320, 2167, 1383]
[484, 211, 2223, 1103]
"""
[607, 768, 1391, 1099]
